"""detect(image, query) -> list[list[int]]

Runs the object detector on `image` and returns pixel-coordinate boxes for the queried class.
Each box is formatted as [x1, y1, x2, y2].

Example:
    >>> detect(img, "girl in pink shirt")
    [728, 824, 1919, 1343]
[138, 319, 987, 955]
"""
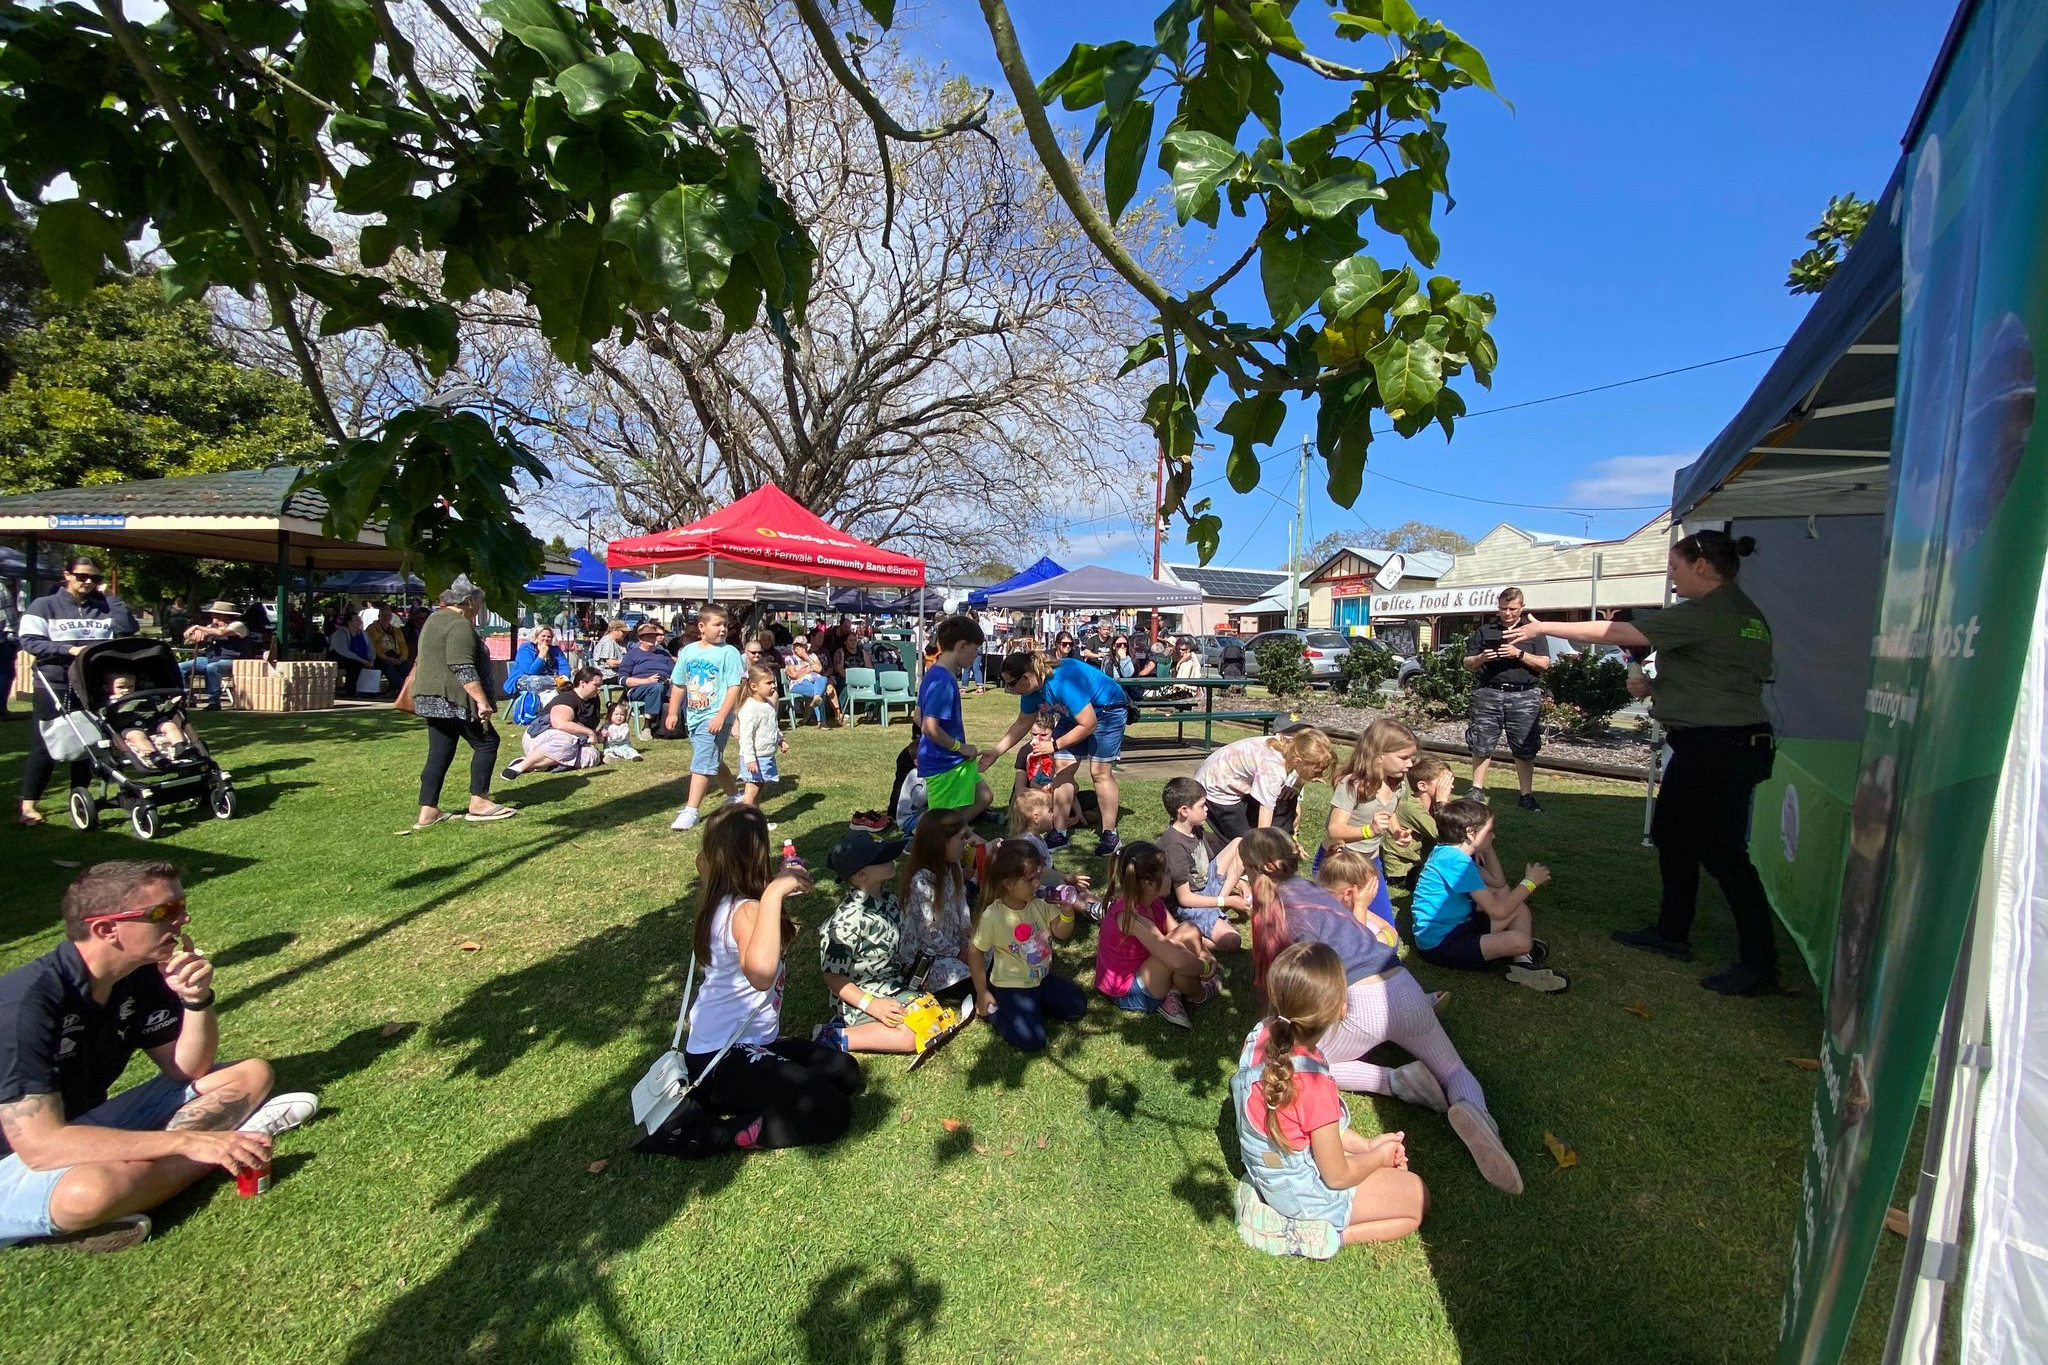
[1094, 842, 1217, 1029]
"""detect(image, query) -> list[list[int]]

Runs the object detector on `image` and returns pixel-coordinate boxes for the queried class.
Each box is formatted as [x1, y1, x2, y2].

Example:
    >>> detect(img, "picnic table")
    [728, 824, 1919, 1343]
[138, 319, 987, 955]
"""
[1114, 673, 1283, 750]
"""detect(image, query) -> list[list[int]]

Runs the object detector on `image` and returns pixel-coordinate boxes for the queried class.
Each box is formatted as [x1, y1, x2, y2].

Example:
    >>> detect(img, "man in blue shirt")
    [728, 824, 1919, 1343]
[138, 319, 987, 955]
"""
[665, 604, 746, 832]
[916, 616, 990, 822]
[617, 621, 675, 718]
[982, 653, 1133, 856]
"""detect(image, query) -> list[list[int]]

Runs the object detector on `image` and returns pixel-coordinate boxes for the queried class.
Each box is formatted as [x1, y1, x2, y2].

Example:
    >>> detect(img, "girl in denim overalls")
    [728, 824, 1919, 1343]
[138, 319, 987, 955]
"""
[1230, 942, 1427, 1257]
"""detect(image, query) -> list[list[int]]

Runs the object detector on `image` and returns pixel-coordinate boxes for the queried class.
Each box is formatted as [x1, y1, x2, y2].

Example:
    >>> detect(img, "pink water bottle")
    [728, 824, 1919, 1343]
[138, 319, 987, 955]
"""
[781, 839, 804, 871]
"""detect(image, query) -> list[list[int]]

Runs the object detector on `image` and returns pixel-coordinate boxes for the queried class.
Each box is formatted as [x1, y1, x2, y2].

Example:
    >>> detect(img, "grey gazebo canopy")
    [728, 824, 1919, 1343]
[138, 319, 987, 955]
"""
[986, 564, 1201, 609]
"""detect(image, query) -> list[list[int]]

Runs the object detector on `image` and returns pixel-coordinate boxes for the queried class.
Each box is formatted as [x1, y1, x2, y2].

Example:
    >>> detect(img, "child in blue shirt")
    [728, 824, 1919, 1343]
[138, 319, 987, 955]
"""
[916, 616, 992, 821]
[665, 604, 746, 832]
[1410, 799, 1564, 991]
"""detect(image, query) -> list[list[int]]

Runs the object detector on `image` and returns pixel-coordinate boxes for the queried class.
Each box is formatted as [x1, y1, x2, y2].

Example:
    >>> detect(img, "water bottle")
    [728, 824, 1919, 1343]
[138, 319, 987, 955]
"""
[781, 839, 804, 872]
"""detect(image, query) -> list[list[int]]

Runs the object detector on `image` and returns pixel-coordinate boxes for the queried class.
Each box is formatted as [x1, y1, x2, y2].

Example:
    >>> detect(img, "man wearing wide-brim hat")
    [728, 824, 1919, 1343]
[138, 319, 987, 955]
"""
[617, 620, 676, 722]
[179, 601, 250, 712]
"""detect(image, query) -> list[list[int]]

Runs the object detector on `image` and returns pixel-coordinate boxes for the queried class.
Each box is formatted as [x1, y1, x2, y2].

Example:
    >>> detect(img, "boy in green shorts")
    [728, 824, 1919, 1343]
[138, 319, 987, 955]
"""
[916, 616, 991, 821]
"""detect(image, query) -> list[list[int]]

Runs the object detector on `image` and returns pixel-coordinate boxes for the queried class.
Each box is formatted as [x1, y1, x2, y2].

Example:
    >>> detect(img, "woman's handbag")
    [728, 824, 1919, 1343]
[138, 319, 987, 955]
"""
[391, 668, 417, 715]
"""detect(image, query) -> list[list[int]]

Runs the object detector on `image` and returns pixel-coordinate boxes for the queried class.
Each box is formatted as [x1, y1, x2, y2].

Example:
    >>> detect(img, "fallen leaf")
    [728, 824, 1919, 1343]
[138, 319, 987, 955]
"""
[1035, 1133, 1048, 1150]
[898, 1108, 912, 1125]
[1624, 1001, 1653, 1020]
[940, 1118, 963, 1133]
[200, 866, 217, 874]
[457, 940, 482, 952]
[1001, 1146, 1017, 1157]
[1785, 1057, 1822, 1071]
[1883, 1207, 1911, 1237]
[52, 859, 81, 869]
[972, 1143, 990, 1156]
[379, 1021, 406, 1037]
[1543, 1131, 1578, 1169]
[586, 1159, 609, 1175]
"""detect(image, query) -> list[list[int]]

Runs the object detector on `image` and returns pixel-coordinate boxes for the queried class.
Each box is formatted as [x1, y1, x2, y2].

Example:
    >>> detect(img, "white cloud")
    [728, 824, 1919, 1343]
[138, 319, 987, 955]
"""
[1562, 453, 1698, 507]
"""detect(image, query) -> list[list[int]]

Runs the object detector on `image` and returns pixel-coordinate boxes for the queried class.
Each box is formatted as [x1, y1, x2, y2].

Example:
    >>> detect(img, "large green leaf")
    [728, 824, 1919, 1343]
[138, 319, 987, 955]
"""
[294, 0, 377, 101]
[1104, 98, 1153, 224]
[1215, 391, 1285, 491]
[557, 51, 645, 120]
[524, 219, 614, 365]
[1443, 37, 1508, 105]
[858, 0, 896, 26]
[1119, 334, 1166, 377]
[1319, 254, 1385, 322]
[31, 200, 129, 299]
[1158, 128, 1243, 226]
[1244, 2, 1304, 54]
[1371, 169, 1441, 268]
[1258, 229, 1333, 327]
[1316, 372, 1374, 504]
[334, 153, 418, 214]
[1285, 170, 1384, 220]
[1371, 332, 1443, 419]
[481, 0, 593, 73]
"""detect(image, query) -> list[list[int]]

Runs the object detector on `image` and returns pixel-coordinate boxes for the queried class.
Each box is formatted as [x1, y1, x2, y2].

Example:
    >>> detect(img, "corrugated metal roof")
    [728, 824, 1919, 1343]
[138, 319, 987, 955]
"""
[1164, 563, 1288, 600]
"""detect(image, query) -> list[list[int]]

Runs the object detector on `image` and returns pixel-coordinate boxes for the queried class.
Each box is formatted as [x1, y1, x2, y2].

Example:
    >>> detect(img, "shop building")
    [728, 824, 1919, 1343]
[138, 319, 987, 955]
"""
[1159, 563, 1287, 635]
[1301, 547, 1455, 639]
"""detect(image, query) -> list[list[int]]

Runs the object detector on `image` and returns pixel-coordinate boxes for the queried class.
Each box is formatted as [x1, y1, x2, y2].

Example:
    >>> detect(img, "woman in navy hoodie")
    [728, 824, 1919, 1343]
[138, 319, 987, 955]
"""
[17, 554, 135, 826]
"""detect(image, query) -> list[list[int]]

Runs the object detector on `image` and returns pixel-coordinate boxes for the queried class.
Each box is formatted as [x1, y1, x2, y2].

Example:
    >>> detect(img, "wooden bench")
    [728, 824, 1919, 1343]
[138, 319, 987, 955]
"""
[1124, 705, 1284, 750]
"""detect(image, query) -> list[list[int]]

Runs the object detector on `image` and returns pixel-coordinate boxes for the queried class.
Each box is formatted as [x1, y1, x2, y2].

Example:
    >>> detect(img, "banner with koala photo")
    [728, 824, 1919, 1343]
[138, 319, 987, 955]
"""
[1777, 4, 2048, 1359]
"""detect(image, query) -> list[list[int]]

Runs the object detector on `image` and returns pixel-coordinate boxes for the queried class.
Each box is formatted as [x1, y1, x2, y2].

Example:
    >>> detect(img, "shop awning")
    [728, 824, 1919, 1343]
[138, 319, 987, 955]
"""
[1673, 164, 1904, 522]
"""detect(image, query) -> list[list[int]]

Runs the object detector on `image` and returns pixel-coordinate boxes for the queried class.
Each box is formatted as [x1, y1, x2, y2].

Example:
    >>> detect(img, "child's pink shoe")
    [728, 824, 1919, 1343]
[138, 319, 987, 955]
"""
[1159, 990, 1193, 1029]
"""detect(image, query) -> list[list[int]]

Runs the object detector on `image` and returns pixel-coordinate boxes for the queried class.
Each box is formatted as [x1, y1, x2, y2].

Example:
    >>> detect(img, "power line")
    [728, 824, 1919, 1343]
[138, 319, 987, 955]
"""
[1450, 346, 1784, 421]
[1359, 465, 1666, 513]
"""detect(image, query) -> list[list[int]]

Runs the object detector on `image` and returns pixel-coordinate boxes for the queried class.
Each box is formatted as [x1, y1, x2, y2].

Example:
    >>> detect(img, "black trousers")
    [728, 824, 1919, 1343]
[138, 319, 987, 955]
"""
[327, 651, 369, 695]
[20, 681, 89, 802]
[419, 715, 500, 807]
[0, 639, 15, 714]
[683, 1038, 864, 1152]
[1652, 724, 1777, 971]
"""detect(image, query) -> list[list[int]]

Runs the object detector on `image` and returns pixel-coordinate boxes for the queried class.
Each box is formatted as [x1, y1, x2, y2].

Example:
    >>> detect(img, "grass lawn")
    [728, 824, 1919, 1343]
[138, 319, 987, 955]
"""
[0, 692, 1908, 1364]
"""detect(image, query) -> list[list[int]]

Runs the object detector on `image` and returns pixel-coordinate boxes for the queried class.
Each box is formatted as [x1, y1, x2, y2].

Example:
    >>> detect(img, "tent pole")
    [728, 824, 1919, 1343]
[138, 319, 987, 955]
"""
[1882, 892, 1994, 1364]
[707, 554, 716, 606]
[274, 531, 291, 661]
[22, 532, 37, 602]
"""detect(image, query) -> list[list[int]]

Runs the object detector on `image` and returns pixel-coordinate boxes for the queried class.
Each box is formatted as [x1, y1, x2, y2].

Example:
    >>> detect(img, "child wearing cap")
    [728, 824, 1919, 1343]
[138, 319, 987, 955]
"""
[817, 830, 921, 1053]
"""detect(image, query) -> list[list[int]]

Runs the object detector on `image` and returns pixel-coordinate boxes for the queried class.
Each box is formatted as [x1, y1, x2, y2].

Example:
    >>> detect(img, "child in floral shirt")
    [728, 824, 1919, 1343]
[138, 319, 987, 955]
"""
[817, 831, 919, 1054]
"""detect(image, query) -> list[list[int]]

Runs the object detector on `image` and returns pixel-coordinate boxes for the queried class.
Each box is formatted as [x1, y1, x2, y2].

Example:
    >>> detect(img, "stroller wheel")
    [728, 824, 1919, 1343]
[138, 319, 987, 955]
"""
[68, 788, 96, 831]
[211, 786, 237, 820]
[130, 805, 159, 841]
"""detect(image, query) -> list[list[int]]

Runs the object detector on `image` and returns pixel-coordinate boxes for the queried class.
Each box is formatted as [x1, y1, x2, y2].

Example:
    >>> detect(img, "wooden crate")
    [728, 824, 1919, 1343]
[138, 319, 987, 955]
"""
[230, 659, 338, 712]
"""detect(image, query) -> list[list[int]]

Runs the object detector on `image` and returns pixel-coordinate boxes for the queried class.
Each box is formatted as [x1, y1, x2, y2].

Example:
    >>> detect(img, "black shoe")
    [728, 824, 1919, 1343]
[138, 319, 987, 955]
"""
[1094, 830, 1123, 858]
[1701, 962, 1780, 996]
[1518, 793, 1542, 812]
[202, 700, 221, 712]
[500, 763, 522, 782]
[1509, 938, 1549, 969]
[1613, 925, 1694, 961]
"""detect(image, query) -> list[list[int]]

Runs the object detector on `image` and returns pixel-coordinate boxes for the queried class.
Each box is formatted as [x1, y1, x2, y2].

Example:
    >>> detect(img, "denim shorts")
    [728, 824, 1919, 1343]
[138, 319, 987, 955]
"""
[689, 722, 732, 776]
[741, 753, 781, 785]
[0, 1074, 197, 1245]
[1173, 905, 1225, 937]
[1074, 705, 1128, 762]
[1113, 978, 1165, 1014]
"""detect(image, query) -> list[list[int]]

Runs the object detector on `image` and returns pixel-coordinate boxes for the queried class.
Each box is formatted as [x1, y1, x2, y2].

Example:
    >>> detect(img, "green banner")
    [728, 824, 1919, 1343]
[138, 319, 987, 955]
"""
[1778, 3, 2048, 1359]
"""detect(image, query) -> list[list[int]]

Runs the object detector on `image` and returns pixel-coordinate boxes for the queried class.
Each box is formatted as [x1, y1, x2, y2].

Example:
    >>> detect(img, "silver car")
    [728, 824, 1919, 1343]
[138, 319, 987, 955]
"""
[1244, 629, 1353, 682]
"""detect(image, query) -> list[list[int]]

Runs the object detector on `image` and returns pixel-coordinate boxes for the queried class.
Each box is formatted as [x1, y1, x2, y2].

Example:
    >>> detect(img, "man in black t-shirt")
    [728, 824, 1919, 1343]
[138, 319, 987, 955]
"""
[1461, 587, 1551, 811]
[0, 861, 316, 1252]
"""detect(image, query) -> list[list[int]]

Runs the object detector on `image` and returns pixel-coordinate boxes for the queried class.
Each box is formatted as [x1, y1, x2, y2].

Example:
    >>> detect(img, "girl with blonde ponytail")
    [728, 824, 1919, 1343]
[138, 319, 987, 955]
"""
[1229, 942, 1426, 1257]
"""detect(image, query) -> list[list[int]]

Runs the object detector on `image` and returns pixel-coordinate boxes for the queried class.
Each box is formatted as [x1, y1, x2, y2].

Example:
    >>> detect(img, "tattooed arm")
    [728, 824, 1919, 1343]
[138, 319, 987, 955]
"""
[0, 1091, 268, 1174]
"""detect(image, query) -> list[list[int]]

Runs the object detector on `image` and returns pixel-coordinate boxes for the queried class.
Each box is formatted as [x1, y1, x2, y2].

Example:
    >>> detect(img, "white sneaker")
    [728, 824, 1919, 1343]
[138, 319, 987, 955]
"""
[670, 807, 700, 832]
[239, 1092, 319, 1136]
[1390, 1061, 1448, 1113]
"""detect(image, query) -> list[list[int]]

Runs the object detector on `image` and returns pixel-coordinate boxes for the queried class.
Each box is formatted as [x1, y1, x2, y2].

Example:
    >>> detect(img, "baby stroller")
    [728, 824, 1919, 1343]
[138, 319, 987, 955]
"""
[36, 638, 238, 840]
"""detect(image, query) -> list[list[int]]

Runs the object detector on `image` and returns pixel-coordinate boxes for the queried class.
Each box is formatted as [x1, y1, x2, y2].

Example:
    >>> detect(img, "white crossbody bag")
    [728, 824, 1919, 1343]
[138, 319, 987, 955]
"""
[630, 953, 775, 1135]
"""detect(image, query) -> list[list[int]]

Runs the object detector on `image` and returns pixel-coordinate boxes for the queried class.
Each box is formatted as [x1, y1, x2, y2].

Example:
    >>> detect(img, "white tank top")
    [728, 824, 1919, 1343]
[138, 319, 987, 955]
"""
[685, 895, 784, 1054]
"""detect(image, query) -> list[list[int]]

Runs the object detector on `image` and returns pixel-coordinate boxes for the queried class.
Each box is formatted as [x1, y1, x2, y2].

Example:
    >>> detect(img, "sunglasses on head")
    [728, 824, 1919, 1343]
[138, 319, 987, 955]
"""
[86, 897, 187, 927]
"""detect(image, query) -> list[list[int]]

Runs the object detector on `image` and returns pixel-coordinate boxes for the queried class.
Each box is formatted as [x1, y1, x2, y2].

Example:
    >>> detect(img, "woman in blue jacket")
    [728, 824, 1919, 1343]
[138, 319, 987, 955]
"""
[503, 625, 568, 726]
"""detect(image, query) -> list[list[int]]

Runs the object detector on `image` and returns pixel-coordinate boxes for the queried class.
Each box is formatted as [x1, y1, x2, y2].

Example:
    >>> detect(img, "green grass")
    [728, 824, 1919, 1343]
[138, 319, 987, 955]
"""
[0, 695, 1905, 1364]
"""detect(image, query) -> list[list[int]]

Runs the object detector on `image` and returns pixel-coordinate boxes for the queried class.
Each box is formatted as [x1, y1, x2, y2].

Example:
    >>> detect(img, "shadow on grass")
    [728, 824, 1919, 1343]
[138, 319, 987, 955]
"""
[207, 931, 297, 971]
[798, 1255, 945, 1365]
[339, 897, 894, 1365]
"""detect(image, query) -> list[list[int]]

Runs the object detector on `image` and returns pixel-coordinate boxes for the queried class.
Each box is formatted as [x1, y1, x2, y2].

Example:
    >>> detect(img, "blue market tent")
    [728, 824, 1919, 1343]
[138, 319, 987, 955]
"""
[319, 569, 425, 595]
[884, 586, 949, 615]
[827, 586, 891, 614]
[525, 547, 640, 597]
[967, 556, 1066, 607]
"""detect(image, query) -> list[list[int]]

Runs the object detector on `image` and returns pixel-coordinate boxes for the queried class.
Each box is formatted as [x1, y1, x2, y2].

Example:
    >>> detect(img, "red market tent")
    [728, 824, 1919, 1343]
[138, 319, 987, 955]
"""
[604, 485, 925, 589]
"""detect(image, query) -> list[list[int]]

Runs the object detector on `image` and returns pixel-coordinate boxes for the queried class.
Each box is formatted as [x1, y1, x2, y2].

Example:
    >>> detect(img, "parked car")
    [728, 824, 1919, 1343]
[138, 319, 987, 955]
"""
[1394, 633, 1592, 687]
[1243, 629, 1353, 683]
[1191, 633, 1237, 669]
[1396, 641, 1464, 689]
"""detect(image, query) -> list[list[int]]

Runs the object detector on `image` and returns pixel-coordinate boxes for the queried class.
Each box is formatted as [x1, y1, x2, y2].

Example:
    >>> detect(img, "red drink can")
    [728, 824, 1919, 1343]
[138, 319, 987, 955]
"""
[237, 1160, 272, 1198]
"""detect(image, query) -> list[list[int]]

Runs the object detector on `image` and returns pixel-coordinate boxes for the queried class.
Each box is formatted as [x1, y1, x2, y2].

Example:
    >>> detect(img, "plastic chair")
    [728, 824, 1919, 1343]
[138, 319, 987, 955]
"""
[843, 668, 883, 725]
[875, 670, 914, 726]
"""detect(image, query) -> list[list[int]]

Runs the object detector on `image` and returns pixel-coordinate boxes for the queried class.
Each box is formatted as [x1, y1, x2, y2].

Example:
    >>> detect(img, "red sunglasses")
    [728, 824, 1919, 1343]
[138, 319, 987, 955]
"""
[86, 898, 188, 926]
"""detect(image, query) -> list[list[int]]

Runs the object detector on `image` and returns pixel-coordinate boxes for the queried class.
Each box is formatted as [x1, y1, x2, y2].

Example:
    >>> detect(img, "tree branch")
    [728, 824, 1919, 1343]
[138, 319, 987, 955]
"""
[1212, 0, 1377, 82]
[94, 0, 343, 439]
[788, 0, 992, 144]
[417, 0, 501, 74]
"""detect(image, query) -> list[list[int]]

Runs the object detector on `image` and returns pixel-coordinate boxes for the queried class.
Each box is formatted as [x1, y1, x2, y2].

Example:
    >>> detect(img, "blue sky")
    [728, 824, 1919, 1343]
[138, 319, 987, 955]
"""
[898, 0, 1956, 572]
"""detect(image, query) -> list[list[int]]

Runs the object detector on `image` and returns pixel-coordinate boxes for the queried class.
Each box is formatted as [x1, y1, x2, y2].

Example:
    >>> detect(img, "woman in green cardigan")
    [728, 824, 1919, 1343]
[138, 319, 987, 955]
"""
[411, 578, 518, 829]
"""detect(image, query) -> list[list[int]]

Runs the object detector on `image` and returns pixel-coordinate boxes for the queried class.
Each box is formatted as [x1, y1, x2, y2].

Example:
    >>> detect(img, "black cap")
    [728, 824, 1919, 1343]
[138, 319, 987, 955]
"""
[827, 831, 907, 878]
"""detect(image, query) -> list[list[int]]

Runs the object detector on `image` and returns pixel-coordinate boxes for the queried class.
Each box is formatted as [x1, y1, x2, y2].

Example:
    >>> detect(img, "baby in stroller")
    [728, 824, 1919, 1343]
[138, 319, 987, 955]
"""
[105, 670, 203, 770]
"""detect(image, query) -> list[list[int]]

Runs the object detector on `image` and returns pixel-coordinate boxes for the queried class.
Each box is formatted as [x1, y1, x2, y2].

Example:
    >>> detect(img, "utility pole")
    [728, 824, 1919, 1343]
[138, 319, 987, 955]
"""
[1287, 436, 1308, 627]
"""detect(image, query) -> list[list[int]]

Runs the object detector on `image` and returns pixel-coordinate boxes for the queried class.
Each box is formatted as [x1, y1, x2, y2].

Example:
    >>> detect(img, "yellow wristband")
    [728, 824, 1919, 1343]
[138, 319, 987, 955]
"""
[857, 991, 873, 1012]
[1055, 912, 1075, 925]
[1519, 878, 1537, 894]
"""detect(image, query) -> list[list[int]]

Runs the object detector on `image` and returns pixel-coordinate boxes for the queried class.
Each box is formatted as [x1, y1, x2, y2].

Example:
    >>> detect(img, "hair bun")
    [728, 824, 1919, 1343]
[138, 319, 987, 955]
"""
[1734, 535, 1757, 557]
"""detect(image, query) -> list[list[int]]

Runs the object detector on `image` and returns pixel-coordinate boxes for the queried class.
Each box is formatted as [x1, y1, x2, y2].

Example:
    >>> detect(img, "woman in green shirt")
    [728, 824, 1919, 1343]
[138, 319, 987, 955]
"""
[410, 578, 517, 829]
[1507, 530, 1779, 996]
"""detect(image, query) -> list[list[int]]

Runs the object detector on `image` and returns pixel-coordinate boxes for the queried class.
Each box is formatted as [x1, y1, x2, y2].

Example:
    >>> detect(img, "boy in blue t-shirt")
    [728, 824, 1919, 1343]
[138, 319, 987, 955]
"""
[664, 603, 746, 831]
[1411, 798, 1564, 990]
[916, 616, 992, 821]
